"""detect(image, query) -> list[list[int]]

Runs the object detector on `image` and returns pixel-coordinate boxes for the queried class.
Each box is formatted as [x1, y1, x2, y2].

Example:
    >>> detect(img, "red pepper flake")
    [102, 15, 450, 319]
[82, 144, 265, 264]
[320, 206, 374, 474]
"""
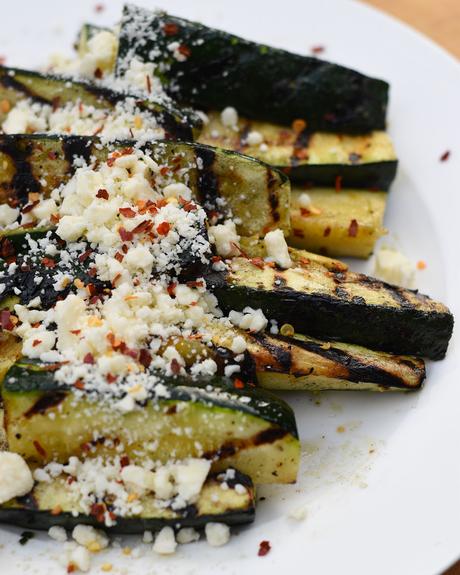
[51, 97, 61, 112]
[41, 257, 56, 268]
[146, 74, 152, 94]
[94, 3, 105, 12]
[88, 266, 97, 278]
[167, 282, 177, 297]
[112, 273, 122, 286]
[1, 310, 15, 331]
[233, 378, 245, 389]
[178, 44, 191, 58]
[106, 373, 117, 384]
[0, 238, 15, 259]
[159, 166, 170, 176]
[181, 199, 197, 212]
[335, 175, 343, 192]
[83, 353, 95, 365]
[348, 219, 359, 237]
[440, 150, 451, 162]
[323, 226, 331, 237]
[170, 358, 181, 375]
[120, 455, 130, 467]
[96, 188, 109, 200]
[33, 440, 46, 457]
[89, 295, 101, 305]
[94, 67, 103, 79]
[67, 564, 76, 573]
[107, 147, 133, 167]
[50, 213, 60, 224]
[291, 118, 307, 133]
[186, 280, 204, 288]
[417, 260, 427, 270]
[74, 380, 85, 390]
[51, 505, 63, 515]
[311, 45, 325, 54]
[119, 227, 134, 242]
[258, 540, 271, 556]
[132, 220, 153, 235]
[114, 252, 124, 263]
[211, 255, 222, 263]
[163, 22, 179, 35]
[70, 329, 81, 335]
[78, 249, 92, 263]
[139, 348, 152, 369]
[250, 257, 265, 269]
[156, 221, 171, 236]
[22, 200, 39, 214]
[32, 339, 42, 347]
[119, 207, 136, 218]
[90, 502, 106, 523]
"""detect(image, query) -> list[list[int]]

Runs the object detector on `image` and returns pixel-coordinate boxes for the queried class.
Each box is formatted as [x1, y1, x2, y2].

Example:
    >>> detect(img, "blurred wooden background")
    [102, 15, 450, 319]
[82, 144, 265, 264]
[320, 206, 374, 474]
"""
[366, 0, 459, 570]
[366, 0, 460, 59]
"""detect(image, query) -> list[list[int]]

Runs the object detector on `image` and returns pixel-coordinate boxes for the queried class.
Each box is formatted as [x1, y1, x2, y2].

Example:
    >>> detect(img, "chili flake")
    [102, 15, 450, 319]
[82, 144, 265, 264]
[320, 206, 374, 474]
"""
[96, 188, 109, 200]
[157, 221, 171, 236]
[258, 540, 271, 556]
[348, 219, 359, 237]
[440, 150, 451, 162]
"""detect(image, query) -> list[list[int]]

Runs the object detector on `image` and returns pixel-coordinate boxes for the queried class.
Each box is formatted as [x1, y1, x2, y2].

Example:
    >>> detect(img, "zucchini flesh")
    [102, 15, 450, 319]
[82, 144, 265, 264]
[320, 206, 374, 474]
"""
[0, 134, 290, 237]
[115, 6, 389, 133]
[199, 112, 397, 189]
[208, 257, 453, 360]
[0, 66, 199, 141]
[0, 471, 255, 533]
[207, 325, 425, 392]
[3, 363, 299, 484]
[289, 188, 387, 259]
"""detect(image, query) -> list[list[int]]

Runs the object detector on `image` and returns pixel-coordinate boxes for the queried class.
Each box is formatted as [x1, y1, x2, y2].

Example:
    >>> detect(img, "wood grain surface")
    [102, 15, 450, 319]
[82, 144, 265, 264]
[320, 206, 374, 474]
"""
[365, 2, 459, 573]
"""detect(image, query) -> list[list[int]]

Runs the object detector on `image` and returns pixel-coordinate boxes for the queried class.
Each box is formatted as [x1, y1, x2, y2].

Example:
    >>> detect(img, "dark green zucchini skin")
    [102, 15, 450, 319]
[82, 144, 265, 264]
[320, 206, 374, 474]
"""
[0, 472, 255, 534]
[207, 261, 453, 360]
[0, 134, 290, 237]
[116, 6, 389, 133]
[285, 160, 397, 189]
[0, 66, 199, 141]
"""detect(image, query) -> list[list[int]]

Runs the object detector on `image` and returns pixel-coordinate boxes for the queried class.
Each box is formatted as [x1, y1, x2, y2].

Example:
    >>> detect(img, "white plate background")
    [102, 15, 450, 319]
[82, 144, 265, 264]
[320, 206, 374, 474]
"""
[0, 1, 459, 573]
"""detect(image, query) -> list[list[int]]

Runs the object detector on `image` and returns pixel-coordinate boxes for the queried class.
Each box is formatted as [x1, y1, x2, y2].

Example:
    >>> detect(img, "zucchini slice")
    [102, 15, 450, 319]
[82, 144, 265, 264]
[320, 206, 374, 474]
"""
[115, 6, 389, 133]
[0, 134, 290, 237]
[289, 188, 387, 259]
[2, 363, 300, 484]
[207, 325, 425, 392]
[199, 112, 397, 189]
[208, 257, 453, 360]
[0, 470, 255, 533]
[0, 66, 199, 141]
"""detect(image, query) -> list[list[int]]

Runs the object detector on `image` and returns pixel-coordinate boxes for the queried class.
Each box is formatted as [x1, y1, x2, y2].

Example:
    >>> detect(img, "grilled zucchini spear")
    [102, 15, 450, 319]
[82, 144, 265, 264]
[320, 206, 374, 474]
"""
[208, 257, 453, 360]
[2, 362, 300, 484]
[0, 134, 290, 238]
[0, 66, 200, 141]
[115, 5, 389, 133]
[0, 469, 256, 533]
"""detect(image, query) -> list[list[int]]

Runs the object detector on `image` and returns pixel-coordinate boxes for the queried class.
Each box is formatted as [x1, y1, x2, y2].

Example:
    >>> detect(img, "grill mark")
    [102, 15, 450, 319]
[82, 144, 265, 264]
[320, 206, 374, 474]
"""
[389, 287, 413, 309]
[202, 426, 288, 460]
[24, 391, 67, 417]
[335, 286, 349, 298]
[0, 140, 39, 205]
[275, 334, 422, 389]
[195, 146, 219, 208]
[267, 168, 280, 223]
[237, 123, 250, 152]
[15, 492, 39, 510]
[250, 333, 292, 372]
[62, 137, 95, 168]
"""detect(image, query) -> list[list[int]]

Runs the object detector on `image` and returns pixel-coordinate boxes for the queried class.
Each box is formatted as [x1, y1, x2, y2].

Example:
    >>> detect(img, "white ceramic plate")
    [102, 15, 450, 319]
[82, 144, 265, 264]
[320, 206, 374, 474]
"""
[1, 1, 459, 573]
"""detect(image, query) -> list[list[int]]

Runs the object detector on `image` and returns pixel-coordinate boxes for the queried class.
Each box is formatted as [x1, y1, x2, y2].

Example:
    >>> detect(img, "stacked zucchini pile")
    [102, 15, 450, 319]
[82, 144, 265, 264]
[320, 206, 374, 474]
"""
[0, 3, 453, 545]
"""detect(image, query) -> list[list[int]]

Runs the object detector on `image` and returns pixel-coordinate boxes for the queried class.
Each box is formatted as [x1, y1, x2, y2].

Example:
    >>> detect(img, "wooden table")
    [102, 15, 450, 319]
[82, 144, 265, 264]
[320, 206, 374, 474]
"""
[364, 3, 459, 573]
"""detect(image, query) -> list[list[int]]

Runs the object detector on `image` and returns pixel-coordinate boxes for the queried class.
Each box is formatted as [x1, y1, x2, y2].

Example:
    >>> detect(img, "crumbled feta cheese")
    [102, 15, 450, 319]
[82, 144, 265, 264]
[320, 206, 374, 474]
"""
[72, 524, 109, 550]
[246, 130, 263, 146]
[68, 545, 91, 572]
[176, 527, 200, 544]
[208, 220, 240, 257]
[224, 364, 240, 377]
[231, 335, 247, 355]
[142, 530, 154, 544]
[288, 503, 308, 520]
[264, 229, 292, 269]
[374, 246, 416, 288]
[0, 204, 19, 226]
[298, 192, 312, 209]
[229, 307, 268, 333]
[48, 526, 68, 542]
[153, 526, 177, 555]
[163, 182, 192, 201]
[121, 465, 155, 493]
[0, 452, 34, 503]
[205, 523, 230, 547]
[220, 107, 238, 129]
